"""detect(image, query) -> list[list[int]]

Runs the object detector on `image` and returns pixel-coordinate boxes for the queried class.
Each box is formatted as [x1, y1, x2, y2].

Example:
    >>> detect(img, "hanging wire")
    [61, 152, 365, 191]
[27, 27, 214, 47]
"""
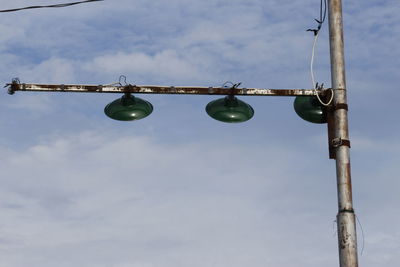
[308, 0, 327, 89]
[356, 214, 366, 256]
[118, 75, 128, 86]
[307, 0, 327, 37]
[307, 0, 333, 106]
[332, 219, 337, 237]
[310, 32, 320, 90]
[104, 75, 129, 87]
[0, 0, 104, 13]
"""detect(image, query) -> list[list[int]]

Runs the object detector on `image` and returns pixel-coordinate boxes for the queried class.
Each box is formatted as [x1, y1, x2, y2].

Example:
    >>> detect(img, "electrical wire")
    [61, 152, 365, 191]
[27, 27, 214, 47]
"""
[307, 0, 327, 87]
[311, 31, 333, 106]
[310, 31, 320, 90]
[356, 214, 366, 256]
[307, 0, 332, 106]
[0, 0, 104, 13]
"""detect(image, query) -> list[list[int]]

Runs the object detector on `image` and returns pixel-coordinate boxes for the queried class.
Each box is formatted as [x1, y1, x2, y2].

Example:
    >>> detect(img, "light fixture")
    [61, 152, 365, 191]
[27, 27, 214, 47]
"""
[293, 96, 327, 124]
[104, 93, 153, 121]
[206, 95, 254, 123]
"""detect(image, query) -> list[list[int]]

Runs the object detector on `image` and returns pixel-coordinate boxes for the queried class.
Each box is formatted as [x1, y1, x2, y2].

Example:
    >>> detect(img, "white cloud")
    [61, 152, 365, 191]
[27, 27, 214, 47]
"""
[19, 58, 76, 83]
[0, 128, 397, 266]
[84, 50, 210, 84]
[0, 130, 343, 267]
[0, 24, 25, 49]
[5, 94, 55, 113]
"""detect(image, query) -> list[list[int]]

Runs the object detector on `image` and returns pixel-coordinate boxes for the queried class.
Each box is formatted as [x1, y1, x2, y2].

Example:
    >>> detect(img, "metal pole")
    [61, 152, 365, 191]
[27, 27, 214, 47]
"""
[327, 0, 358, 266]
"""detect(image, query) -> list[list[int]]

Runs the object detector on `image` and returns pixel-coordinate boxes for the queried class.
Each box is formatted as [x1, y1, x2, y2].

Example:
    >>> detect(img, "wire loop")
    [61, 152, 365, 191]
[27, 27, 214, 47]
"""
[315, 83, 334, 106]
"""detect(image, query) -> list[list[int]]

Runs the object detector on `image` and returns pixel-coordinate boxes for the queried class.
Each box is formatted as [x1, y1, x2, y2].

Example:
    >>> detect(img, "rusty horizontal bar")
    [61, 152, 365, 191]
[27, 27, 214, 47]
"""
[7, 82, 329, 97]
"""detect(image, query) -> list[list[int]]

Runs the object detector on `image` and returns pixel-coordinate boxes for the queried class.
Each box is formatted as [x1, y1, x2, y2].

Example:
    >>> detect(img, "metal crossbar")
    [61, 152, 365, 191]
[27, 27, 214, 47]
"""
[7, 82, 325, 97]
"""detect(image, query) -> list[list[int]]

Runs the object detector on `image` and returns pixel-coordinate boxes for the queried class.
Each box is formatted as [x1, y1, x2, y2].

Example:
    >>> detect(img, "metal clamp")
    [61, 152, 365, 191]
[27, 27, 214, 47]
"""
[7, 85, 15, 95]
[6, 78, 21, 95]
[334, 103, 348, 111]
[124, 84, 134, 93]
[338, 209, 355, 214]
[332, 137, 351, 148]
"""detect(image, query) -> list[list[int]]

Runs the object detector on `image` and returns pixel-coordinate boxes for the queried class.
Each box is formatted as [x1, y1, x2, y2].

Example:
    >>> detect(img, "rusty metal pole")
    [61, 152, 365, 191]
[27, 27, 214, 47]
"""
[327, 0, 359, 266]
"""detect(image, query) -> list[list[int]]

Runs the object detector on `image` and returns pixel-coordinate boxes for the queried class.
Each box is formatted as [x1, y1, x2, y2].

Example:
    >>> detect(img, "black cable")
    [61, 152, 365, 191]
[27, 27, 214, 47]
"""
[319, 0, 327, 25]
[0, 0, 104, 13]
[307, 0, 327, 36]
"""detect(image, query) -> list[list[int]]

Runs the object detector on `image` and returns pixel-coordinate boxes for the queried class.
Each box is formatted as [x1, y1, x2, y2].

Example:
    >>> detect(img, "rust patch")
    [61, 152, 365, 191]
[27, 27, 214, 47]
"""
[345, 163, 353, 200]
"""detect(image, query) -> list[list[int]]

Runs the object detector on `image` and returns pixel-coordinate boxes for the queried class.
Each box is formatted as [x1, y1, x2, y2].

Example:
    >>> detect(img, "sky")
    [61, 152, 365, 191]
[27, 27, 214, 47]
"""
[0, 0, 399, 266]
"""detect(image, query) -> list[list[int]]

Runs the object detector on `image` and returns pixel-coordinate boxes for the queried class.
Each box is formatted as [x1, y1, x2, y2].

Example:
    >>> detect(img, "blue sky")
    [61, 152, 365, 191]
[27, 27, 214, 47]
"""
[0, 0, 399, 266]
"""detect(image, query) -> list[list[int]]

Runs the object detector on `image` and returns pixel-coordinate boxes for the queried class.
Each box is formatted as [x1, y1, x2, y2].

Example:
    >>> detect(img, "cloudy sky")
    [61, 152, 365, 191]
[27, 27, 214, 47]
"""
[0, 0, 399, 266]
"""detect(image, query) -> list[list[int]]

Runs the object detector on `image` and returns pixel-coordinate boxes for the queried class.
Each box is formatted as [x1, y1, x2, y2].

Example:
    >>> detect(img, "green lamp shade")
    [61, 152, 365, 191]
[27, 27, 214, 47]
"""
[206, 96, 254, 123]
[104, 94, 153, 121]
[293, 96, 327, 124]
